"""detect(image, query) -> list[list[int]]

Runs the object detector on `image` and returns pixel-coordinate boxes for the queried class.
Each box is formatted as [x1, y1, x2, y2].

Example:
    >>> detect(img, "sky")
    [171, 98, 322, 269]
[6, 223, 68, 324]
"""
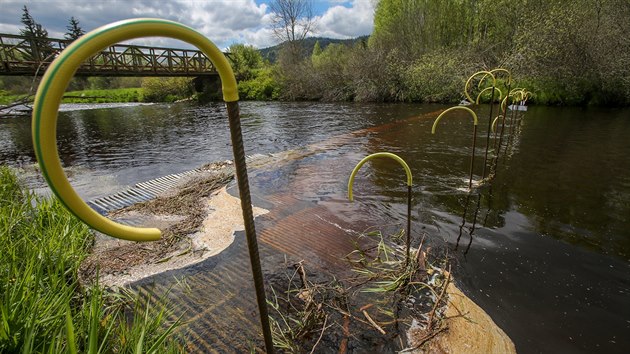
[0, 0, 376, 49]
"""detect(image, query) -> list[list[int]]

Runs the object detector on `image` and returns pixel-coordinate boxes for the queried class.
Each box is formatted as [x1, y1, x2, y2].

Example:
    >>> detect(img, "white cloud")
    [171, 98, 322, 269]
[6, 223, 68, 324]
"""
[315, 0, 375, 39]
[0, 0, 374, 50]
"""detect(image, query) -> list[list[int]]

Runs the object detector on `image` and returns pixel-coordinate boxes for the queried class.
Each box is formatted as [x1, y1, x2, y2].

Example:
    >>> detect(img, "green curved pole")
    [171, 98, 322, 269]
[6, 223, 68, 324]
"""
[478, 69, 511, 90]
[489, 68, 512, 85]
[491, 115, 503, 134]
[491, 79, 513, 176]
[464, 71, 496, 104]
[348, 152, 413, 266]
[432, 106, 479, 189]
[507, 88, 527, 139]
[476, 86, 502, 104]
[464, 71, 498, 181]
[30, 18, 274, 353]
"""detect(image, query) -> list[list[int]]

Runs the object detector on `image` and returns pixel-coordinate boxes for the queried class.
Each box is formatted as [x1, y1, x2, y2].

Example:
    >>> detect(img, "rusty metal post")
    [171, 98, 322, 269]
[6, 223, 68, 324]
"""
[492, 83, 511, 174]
[406, 184, 412, 266]
[225, 101, 274, 353]
[469, 124, 478, 189]
[481, 86, 496, 180]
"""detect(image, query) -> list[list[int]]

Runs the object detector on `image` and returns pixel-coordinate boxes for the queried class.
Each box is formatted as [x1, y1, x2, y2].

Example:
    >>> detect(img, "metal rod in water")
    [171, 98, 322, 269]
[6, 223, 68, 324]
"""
[226, 101, 274, 354]
[481, 86, 496, 180]
[431, 106, 479, 190]
[406, 184, 412, 265]
[470, 124, 478, 189]
[492, 83, 511, 174]
[348, 152, 414, 266]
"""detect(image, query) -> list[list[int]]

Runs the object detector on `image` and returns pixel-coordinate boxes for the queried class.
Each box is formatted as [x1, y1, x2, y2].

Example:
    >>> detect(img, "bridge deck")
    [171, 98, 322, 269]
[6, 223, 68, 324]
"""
[0, 33, 223, 77]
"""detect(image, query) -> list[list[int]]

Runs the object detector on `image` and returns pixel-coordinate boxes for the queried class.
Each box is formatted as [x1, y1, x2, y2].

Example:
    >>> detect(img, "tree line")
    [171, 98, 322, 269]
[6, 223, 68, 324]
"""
[262, 0, 630, 106]
[3, 1, 629, 106]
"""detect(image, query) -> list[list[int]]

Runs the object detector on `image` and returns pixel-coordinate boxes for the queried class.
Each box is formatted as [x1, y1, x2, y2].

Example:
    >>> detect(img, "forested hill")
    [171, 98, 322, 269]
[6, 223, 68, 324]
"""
[259, 36, 368, 63]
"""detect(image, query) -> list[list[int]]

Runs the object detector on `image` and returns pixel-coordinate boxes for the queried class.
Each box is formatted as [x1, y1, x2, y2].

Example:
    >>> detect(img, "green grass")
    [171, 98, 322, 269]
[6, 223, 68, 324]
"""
[61, 88, 144, 103]
[0, 166, 184, 353]
[0, 91, 29, 105]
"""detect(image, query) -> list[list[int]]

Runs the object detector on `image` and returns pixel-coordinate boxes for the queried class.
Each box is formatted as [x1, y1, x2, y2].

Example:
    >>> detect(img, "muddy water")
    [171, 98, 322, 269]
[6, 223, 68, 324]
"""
[2, 102, 629, 353]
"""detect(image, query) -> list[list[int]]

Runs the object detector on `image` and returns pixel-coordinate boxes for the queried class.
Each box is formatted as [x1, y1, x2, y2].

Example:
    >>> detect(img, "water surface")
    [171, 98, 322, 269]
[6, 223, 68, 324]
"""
[1, 102, 629, 353]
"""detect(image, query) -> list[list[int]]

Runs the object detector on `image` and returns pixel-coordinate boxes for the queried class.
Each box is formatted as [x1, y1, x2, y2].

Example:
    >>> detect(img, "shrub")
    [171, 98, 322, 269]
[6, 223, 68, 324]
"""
[239, 67, 281, 100]
[141, 77, 193, 102]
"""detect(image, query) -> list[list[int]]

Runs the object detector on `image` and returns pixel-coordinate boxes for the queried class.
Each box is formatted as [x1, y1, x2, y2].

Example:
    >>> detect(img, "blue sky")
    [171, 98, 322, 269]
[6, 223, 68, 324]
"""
[0, 0, 375, 49]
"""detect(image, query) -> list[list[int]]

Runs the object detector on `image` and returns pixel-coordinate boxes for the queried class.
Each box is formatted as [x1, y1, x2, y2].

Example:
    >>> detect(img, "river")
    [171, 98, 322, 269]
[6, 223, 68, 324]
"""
[1, 101, 629, 353]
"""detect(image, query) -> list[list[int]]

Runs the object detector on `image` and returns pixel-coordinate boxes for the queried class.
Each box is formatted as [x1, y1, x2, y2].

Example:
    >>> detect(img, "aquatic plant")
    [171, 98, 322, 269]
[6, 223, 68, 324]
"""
[348, 152, 413, 265]
[431, 106, 479, 188]
[265, 234, 451, 353]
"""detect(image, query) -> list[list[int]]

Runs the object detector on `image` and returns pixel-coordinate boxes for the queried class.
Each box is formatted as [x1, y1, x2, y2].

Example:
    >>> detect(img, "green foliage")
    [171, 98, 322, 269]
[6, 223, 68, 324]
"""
[270, 0, 629, 106]
[238, 67, 281, 100]
[228, 43, 263, 81]
[0, 93, 27, 105]
[259, 36, 368, 63]
[87, 77, 143, 90]
[0, 166, 184, 353]
[403, 48, 481, 103]
[61, 88, 143, 103]
[141, 77, 193, 102]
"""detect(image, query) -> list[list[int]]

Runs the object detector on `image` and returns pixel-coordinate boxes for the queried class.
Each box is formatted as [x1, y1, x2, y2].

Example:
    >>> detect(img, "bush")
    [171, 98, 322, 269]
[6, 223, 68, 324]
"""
[403, 48, 480, 103]
[141, 77, 193, 102]
[238, 67, 281, 100]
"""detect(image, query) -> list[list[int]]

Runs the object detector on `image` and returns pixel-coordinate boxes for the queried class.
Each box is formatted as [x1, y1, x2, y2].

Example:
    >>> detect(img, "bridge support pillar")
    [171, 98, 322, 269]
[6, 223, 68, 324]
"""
[193, 76, 223, 103]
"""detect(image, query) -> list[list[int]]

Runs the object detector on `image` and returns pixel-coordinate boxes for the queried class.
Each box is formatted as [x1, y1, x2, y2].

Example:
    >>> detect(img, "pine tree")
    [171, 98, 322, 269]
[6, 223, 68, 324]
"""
[19, 6, 52, 61]
[65, 17, 85, 41]
[20, 6, 35, 36]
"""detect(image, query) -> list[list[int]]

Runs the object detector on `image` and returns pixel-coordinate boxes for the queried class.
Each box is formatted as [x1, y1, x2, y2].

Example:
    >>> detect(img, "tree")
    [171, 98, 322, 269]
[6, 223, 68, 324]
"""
[20, 5, 53, 61]
[65, 17, 85, 41]
[269, 0, 316, 63]
[227, 43, 263, 81]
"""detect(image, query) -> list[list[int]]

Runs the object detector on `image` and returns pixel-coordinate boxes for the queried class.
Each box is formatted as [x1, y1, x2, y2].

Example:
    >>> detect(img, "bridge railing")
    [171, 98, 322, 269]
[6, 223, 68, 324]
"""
[0, 33, 222, 77]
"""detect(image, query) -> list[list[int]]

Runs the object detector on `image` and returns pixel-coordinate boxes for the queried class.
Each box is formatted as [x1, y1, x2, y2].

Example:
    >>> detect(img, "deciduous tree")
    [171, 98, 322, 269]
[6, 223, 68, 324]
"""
[269, 0, 316, 63]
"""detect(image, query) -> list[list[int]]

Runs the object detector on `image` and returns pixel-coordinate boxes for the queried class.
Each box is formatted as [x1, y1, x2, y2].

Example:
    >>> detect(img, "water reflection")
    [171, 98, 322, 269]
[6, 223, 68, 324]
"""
[454, 191, 483, 255]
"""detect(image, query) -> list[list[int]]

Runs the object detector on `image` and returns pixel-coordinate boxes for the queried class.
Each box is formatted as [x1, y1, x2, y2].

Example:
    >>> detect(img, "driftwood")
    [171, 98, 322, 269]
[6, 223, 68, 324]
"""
[0, 96, 33, 117]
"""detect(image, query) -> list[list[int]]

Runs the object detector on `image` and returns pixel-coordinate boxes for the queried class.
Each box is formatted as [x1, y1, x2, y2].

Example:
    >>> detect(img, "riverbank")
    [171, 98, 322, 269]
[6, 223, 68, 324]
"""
[0, 166, 184, 352]
[79, 161, 269, 287]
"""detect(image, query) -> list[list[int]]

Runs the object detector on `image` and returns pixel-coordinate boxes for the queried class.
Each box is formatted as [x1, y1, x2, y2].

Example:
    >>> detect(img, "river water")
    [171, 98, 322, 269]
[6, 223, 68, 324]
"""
[1, 102, 629, 353]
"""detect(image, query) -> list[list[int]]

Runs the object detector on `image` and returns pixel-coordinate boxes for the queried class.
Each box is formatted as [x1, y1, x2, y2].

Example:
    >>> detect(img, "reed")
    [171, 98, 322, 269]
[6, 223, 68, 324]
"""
[0, 166, 183, 353]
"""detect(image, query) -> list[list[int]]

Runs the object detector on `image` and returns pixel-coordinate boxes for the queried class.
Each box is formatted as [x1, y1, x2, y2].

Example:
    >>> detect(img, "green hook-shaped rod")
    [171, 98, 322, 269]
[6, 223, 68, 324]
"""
[501, 93, 520, 112]
[464, 71, 496, 104]
[487, 68, 512, 86]
[432, 106, 479, 189]
[476, 86, 503, 104]
[491, 115, 504, 133]
[348, 152, 413, 266]
[30, 18, 274, 352]
[432, 106, 479, 133]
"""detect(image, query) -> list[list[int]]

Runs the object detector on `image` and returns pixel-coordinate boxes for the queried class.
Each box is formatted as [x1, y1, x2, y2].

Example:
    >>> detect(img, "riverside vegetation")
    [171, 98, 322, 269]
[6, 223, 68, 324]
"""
[0, 166, 184, 353]
[1, 0, 628, 107]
